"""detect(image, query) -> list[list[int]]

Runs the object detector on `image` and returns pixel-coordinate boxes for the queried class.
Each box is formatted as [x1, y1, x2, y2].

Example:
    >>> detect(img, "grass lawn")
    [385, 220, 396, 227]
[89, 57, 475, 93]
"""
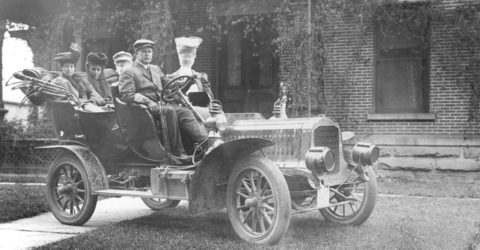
[2, 174, 479, 248]
[0, 175, 46, 183]
[33, 195, 480, 250]
[377, 176, 480, 199]
[0, 184, 49, 223]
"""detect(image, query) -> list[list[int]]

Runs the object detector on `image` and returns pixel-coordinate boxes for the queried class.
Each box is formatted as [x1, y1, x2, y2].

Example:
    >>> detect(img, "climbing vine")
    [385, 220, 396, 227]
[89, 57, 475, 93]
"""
[5, 0, 480, 126]
[205, 0, 480, 128]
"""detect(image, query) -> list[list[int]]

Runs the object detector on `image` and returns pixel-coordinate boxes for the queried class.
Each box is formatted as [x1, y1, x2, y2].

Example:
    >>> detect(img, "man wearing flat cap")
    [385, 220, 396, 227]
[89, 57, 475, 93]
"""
[82, 52, 112, 105]
[104, 51, 133, 85]
[118, 39, 192, 162]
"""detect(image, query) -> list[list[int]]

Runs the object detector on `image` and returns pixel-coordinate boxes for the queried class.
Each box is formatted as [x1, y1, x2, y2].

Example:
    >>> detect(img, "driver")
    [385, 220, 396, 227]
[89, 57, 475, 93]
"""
[118, 39, 191, 162]
[164, 36, 210, 145]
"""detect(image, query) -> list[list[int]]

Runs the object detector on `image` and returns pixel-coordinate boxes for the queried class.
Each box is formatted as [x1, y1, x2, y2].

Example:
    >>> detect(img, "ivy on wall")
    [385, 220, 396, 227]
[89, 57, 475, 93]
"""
[6, 0, 480, 126]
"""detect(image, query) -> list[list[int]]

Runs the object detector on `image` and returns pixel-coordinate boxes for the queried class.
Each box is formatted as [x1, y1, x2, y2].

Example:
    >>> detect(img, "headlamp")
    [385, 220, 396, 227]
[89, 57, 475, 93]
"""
[352, 142, 379, 166]
[305, 147, 335, 175]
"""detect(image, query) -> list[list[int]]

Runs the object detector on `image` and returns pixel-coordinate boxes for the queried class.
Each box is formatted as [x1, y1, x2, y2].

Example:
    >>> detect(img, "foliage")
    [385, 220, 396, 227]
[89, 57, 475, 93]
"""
[9, 0, 176, 71]
[203, 0, 480, 125]
[0, 184, 49, 223]
[0, 104, 55, 165]
[450, 1, 480, 122]
[8, 0, 480, 124]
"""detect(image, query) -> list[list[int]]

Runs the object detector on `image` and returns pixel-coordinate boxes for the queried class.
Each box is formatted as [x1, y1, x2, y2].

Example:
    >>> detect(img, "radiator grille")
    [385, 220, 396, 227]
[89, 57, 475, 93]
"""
[314, 126, 340, 174]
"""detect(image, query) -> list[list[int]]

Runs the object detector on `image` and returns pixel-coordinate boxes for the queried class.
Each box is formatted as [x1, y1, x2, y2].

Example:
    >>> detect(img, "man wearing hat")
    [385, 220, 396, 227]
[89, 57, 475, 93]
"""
[81, 52, 112, 105]
[118, 39, 191, 162]
[51, 43, 103, 111]
[104, 51, 133, 85]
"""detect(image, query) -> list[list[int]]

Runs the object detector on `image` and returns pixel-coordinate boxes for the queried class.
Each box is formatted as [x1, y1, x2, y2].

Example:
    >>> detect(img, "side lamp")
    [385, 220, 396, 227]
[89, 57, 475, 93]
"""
[204, 100, 227, 155]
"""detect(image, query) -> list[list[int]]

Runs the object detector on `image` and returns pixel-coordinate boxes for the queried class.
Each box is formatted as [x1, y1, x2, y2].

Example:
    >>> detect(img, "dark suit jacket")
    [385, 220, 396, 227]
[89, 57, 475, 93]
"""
[118, 61, 164, 104]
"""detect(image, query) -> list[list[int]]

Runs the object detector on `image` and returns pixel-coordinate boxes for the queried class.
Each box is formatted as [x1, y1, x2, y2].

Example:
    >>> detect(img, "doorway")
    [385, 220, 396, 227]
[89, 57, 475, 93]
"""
[216, 17, 279, 118]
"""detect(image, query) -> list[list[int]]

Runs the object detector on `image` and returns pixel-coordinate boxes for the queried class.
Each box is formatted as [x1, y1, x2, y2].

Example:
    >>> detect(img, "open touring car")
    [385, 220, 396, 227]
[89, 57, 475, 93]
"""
[9, 70, 379, 245]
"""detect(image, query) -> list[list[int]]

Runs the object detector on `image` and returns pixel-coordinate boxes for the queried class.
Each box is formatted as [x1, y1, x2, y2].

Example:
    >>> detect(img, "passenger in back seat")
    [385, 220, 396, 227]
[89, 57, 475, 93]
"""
[81, 52, 113, 105]
[106, 51, 133, 85]
[50, 43, 102, 112]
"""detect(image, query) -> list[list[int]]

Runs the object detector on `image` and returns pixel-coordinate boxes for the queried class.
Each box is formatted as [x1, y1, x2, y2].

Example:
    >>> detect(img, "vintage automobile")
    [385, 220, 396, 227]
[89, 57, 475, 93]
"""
[9, 70, 379, 245]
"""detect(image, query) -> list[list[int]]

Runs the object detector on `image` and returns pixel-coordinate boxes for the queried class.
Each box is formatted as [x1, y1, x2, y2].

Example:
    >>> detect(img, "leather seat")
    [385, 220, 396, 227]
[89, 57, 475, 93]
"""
[111, 83, 167, 162]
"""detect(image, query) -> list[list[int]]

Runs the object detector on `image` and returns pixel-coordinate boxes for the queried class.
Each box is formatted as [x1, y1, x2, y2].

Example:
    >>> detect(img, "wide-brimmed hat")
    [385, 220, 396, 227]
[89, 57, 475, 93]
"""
[112, 51, 133, 63]
[86, 52, 108, 66]
[133, 39, 155, 51]
[53, 43, 82, 65]
[175, 36, 202, 54]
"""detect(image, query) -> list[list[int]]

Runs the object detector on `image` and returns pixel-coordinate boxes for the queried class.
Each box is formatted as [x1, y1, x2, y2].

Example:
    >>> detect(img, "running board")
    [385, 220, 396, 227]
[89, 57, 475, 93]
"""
[93, 189, 186, 200]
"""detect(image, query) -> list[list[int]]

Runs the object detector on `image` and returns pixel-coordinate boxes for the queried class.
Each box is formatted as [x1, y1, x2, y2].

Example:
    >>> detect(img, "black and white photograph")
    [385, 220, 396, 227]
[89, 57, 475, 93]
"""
[1, 0, 480, 249]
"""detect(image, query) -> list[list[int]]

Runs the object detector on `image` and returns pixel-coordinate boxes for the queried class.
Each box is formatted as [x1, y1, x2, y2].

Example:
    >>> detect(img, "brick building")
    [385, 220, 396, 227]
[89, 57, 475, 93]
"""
[2, 0, 480, 180]
[171, 0, 480, 180]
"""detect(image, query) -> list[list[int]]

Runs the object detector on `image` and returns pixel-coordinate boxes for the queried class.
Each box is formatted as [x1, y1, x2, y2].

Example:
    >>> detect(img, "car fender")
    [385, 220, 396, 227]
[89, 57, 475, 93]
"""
[189, 138, 274, 215]
[37, 145, 108, 191]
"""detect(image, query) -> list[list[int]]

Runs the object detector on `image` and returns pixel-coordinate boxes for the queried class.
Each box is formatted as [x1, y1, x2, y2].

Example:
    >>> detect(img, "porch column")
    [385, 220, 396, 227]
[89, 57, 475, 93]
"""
[73, 24, 84, 71]
[143, 9, 162, 67]
[0, 19, 8, 122]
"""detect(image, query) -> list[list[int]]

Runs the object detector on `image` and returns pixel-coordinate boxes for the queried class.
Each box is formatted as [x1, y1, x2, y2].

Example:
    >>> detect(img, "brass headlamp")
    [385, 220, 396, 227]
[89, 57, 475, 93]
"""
[352, 143, 379, 166]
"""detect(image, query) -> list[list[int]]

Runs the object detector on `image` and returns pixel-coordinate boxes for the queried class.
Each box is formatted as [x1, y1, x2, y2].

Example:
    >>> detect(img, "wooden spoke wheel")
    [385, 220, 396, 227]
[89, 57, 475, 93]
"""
[141, 198, 180, 210]
[46, 154, 97, 225]
[226, 156, 291, 245]
[319, 166, 377, 225]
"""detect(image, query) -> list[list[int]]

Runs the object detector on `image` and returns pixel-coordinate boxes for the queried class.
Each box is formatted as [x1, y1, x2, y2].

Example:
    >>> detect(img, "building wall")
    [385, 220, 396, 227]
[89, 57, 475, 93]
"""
[320, 0, 480, 179]
[187, 0, 480, 179]
[320, 1, 480, 136]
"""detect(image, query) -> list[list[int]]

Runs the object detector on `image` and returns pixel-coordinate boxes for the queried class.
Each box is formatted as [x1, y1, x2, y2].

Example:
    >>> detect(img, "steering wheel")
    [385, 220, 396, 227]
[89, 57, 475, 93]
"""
[161, 75, 207, 127]
[161, 75, 195, 103]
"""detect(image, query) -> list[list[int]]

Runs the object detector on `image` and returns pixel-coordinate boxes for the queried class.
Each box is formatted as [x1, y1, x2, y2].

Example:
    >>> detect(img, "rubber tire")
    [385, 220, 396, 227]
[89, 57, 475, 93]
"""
[141, 198, 180, 210]
[226, 156, 291, 245]
[46, 154, 98, 226]
[319, 166, 377, 225]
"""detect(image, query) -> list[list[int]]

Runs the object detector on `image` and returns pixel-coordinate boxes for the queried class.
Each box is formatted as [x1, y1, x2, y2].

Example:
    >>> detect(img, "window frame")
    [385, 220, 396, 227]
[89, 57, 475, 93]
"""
[370, 3, 435, 121]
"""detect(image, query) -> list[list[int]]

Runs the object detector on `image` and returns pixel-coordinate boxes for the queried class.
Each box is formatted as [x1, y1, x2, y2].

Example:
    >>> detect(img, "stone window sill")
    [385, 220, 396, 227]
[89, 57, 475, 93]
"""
[367, 113, 435, 121]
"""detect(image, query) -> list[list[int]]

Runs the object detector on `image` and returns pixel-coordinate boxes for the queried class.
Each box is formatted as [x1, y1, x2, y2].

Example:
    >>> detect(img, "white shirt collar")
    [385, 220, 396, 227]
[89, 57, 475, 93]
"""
[136, 60, 149, 69]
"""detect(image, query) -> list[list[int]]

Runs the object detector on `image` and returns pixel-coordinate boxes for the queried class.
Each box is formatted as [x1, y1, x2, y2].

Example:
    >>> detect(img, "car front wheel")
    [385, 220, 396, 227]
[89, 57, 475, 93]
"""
[226, 156, 291, 245]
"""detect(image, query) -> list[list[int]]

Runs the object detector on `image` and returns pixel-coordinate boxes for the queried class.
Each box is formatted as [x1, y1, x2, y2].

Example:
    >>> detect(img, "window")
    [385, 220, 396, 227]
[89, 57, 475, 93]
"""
[373, 6, 430, 116]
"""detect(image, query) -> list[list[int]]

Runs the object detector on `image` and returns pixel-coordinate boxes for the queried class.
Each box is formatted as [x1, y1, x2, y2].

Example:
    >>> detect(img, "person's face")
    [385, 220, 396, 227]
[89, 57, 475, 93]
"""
[88, 64, 102, 79]
[115, 61, 132, 74]
[62, 63, 75, 76]
[136, 48, 153, 64]
[178, 50, 196, 68]
[282, 86, 288, 95]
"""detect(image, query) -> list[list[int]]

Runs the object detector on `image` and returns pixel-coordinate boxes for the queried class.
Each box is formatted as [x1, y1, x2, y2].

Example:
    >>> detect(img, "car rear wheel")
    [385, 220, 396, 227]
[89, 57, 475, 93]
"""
[226, 156, 291, 245]
[46, 154, 98, 225]
[141, 198, 180, 210]
[319, 166, 377, 225]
